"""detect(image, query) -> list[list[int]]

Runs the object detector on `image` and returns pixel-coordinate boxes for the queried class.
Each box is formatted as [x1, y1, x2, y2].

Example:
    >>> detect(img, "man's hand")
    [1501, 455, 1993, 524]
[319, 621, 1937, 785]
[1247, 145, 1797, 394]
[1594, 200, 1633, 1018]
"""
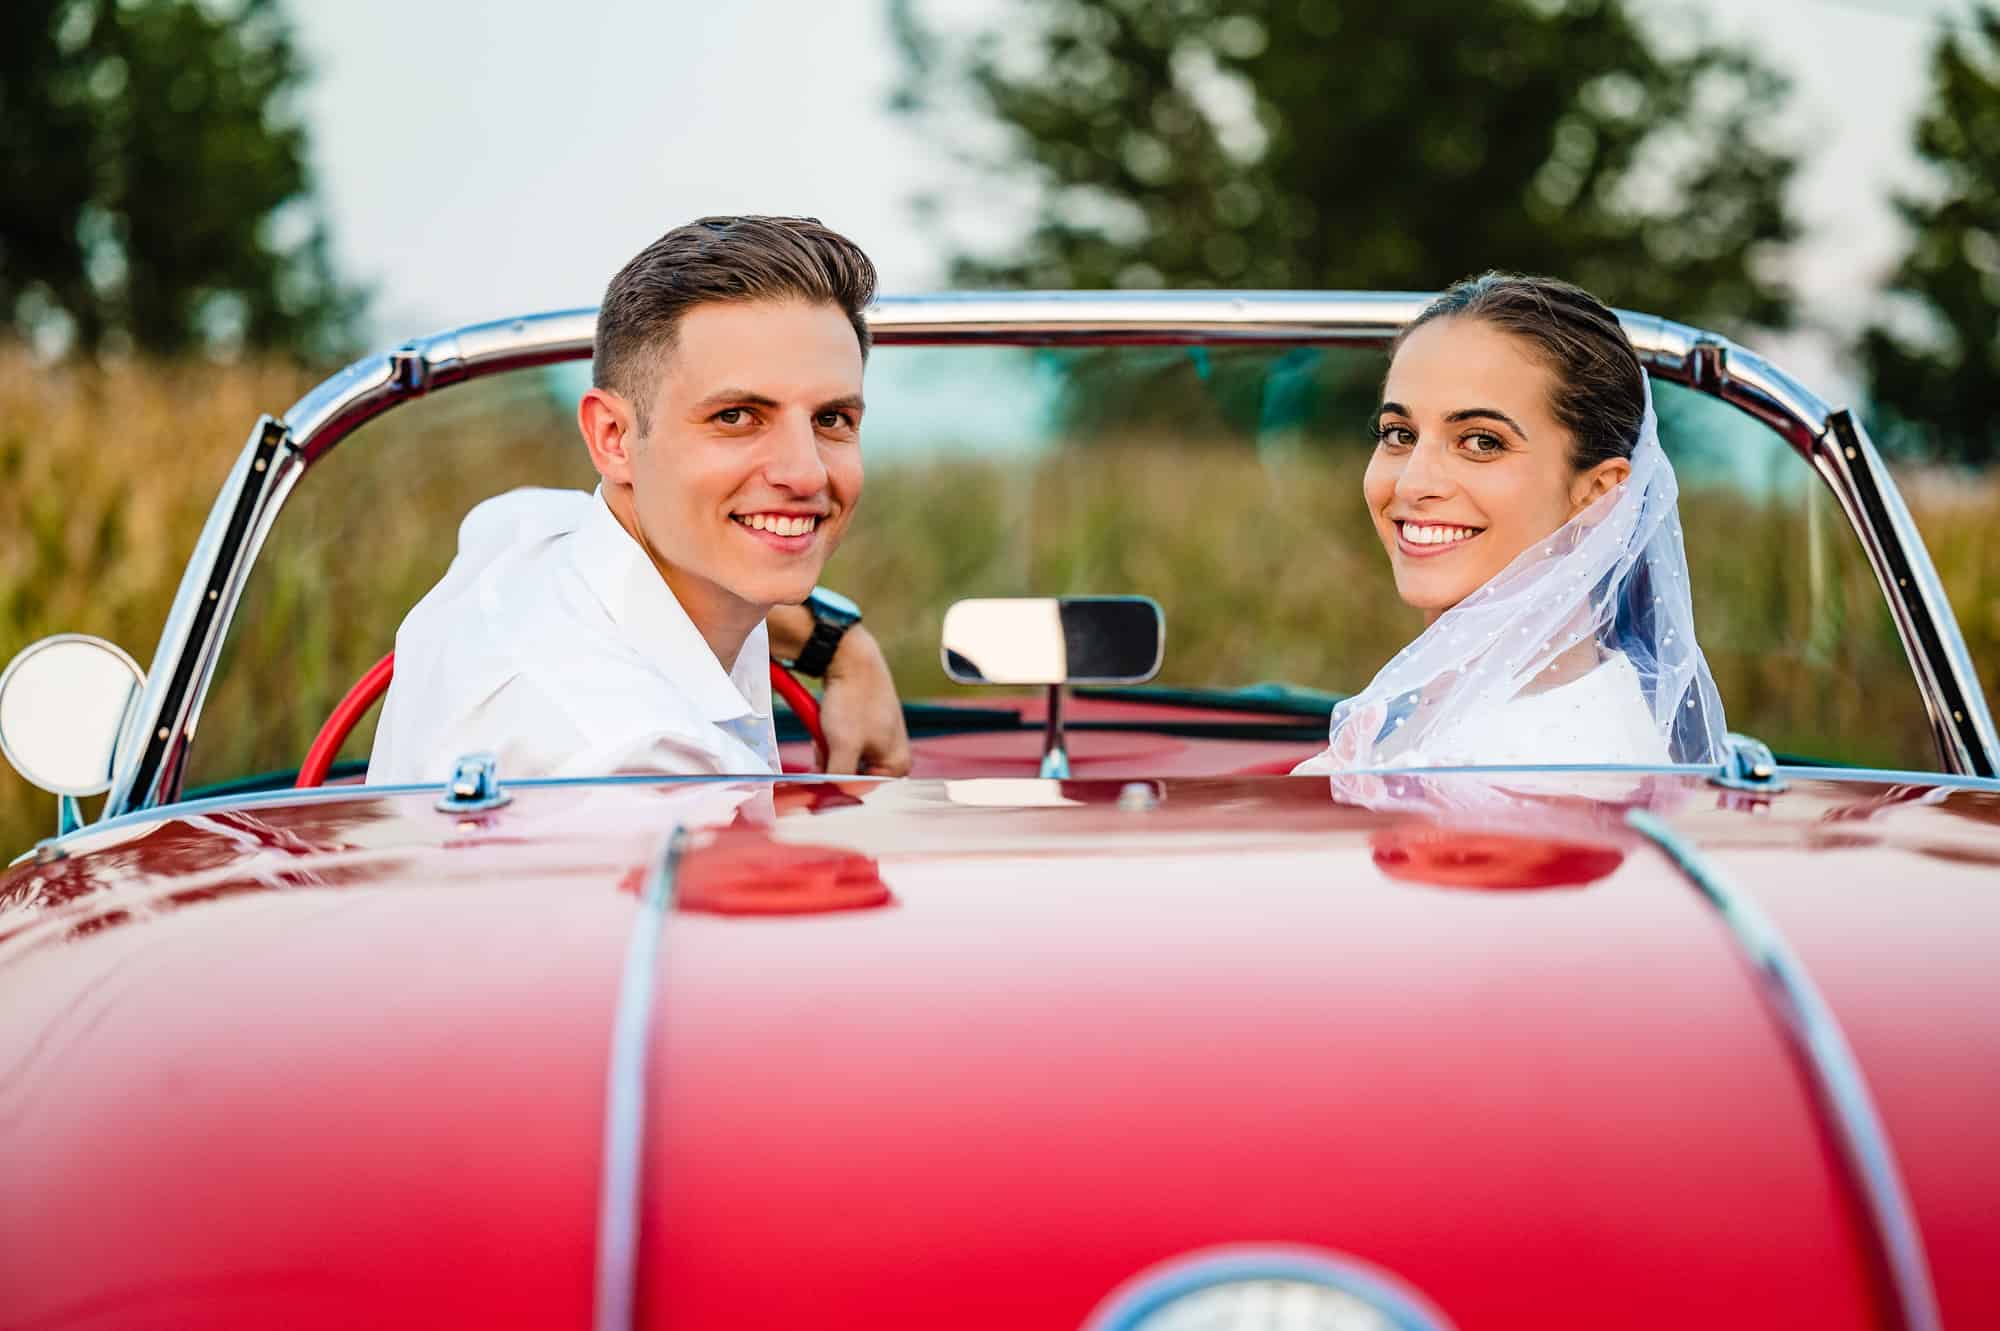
[817, 628, 911, 775]
[766, 605, 911, 775]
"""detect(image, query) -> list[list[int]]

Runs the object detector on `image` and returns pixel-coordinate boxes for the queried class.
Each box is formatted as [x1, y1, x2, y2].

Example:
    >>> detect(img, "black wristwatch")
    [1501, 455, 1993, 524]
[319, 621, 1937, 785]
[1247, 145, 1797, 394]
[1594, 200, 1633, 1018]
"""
[785, 586, 863, 678]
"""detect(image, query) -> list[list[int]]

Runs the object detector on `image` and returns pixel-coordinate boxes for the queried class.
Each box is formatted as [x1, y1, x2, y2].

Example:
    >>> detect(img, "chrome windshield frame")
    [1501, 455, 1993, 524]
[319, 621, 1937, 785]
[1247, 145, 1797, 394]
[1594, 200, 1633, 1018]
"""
[100, 292, 2000, 816]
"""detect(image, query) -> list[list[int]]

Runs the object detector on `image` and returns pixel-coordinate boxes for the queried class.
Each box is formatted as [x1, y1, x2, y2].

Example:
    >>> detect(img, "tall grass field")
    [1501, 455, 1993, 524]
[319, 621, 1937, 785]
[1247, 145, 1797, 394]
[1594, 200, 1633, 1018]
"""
[4, 347, 1997, 853]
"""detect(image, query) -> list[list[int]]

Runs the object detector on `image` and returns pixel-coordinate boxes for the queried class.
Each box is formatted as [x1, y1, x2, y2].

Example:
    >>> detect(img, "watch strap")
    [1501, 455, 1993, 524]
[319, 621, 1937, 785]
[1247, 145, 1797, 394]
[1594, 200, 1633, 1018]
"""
[790, 619, 848, 677]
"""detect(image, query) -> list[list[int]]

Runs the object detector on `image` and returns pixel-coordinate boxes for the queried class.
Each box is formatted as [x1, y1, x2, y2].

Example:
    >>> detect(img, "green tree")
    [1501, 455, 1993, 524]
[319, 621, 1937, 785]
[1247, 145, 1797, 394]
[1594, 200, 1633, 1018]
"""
[890, 0, 1799, 333]
[0, 0, 361, 361]
[1859, 6, 2000, 466]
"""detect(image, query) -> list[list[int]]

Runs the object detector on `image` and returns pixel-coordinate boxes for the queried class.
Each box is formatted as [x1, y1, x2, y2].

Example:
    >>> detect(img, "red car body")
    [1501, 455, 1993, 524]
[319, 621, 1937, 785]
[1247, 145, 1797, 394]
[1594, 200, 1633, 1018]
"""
[5, 740, 1998, 1328]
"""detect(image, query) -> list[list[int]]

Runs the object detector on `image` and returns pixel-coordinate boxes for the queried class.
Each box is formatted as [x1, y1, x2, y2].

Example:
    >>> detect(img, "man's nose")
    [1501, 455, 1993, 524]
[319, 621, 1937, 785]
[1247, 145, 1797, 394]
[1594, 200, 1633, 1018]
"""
[1392, 437, 1452, 504]
[762, 412, 830, 494]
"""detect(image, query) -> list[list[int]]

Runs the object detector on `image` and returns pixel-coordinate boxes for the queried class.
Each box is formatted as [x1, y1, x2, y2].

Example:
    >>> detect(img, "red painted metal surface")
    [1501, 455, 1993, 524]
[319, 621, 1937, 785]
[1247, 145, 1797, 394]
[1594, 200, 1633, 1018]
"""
[4, 772, 1997, 1329]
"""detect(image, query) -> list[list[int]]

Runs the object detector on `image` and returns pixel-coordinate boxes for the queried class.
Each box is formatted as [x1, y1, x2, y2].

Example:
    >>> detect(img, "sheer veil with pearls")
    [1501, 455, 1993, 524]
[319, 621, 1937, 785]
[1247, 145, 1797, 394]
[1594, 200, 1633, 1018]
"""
[1297, 374, 1728, 773]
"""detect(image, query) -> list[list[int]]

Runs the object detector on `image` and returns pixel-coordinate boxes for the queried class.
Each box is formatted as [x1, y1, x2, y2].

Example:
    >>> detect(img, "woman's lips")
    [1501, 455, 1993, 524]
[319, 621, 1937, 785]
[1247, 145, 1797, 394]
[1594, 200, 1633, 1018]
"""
[1393, 520, 1483, 559]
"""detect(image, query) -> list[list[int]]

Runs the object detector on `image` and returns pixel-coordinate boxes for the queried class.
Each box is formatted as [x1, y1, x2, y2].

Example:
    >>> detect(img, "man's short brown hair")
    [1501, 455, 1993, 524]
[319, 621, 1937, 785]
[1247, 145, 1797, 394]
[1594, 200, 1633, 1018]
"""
[594, 215, 878, 430]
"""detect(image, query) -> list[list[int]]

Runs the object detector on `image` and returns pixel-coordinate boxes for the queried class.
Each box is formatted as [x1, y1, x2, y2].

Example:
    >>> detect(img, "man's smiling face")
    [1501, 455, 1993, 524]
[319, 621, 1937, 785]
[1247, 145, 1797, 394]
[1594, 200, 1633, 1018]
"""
[599, 298, 865, 645]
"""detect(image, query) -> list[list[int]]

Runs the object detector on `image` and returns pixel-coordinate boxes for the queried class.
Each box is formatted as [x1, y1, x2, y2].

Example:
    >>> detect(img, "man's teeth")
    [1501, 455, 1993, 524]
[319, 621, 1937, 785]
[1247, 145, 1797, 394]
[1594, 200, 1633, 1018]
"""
[1402, 522, 1480, 546]
[736, 513, 819, 536]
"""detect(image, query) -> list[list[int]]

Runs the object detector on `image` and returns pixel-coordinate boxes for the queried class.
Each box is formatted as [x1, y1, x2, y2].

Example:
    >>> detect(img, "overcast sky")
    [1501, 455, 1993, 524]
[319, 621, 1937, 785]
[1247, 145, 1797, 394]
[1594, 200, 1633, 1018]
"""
[290, 0, 1975, 396]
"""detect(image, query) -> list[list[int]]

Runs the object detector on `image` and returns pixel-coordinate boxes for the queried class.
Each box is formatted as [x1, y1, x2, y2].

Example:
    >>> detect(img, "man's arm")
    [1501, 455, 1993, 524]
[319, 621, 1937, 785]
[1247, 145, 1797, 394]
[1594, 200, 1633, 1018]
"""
[767, 605, 912, 776]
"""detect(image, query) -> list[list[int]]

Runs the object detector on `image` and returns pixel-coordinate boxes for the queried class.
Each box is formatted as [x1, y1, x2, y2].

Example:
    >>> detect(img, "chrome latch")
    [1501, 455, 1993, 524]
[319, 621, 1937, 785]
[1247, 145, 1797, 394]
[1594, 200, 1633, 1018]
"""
[1688, 339, 1727, 393]
[437, 752, 510, 812]
[390, 343, 428, 392]
[1711, 732, 1788, 793]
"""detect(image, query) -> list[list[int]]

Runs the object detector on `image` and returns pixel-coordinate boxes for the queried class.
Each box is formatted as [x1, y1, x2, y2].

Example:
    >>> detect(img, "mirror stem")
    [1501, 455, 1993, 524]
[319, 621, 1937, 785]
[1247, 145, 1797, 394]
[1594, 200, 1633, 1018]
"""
[1039, 684, 1070, 780]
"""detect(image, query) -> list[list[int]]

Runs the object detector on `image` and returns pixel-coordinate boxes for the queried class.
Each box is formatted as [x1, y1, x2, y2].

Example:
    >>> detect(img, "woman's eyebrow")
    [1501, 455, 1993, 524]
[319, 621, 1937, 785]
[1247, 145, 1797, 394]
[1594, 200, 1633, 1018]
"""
[1444, 407, 1527, 436]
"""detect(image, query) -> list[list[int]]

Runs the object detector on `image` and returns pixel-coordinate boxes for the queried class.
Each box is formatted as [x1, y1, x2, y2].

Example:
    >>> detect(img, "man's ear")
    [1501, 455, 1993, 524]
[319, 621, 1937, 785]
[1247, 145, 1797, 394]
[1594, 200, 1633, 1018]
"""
[578, 387, 641, 485]
[1569, 455, 1632, 515]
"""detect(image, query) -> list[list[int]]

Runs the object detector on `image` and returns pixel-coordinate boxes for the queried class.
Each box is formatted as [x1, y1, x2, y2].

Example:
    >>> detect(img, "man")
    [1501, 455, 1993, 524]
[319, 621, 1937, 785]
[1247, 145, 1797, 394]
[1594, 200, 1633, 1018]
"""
[368, 216, 909, 783]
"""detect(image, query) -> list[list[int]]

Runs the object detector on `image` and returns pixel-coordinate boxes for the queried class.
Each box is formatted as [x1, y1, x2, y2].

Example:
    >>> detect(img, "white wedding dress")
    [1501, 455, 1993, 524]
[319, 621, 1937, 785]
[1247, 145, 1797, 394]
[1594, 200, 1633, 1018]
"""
[1292, 650, 1668, 774]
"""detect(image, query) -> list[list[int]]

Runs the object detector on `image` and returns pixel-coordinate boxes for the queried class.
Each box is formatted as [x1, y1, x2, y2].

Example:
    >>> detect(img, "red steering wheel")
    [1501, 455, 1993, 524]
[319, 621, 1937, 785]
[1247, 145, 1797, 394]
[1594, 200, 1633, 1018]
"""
[296, 652, 826, 788]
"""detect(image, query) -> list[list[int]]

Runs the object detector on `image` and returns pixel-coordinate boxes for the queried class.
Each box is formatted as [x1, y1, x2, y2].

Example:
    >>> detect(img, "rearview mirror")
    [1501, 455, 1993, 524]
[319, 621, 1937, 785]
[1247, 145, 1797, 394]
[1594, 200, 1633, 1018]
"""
[941, 596, 1164, 686]
[0, 634, 146, 798]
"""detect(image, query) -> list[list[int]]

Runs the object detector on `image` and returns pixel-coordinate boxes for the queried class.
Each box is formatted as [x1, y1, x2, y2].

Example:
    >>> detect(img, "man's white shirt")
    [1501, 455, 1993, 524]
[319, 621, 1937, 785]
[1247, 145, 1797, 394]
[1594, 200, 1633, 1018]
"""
[367, 486, 780, 784]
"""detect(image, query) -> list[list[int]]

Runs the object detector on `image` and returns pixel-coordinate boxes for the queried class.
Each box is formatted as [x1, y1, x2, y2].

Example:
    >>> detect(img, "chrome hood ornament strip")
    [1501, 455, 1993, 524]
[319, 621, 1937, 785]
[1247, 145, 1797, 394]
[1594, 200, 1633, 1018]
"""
[1626, 809, 1942, 1331]
[595, 826, 687, 1331]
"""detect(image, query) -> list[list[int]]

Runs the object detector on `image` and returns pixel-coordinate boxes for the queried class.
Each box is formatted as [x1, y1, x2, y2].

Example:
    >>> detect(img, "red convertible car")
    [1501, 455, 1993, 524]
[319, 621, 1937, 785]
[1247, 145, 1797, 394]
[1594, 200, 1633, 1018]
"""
[3, 294, 1997, 1330]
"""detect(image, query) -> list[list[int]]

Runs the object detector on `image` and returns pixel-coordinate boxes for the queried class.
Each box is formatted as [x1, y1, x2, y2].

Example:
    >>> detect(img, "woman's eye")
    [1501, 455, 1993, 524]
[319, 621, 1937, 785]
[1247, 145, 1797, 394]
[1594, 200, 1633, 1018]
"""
[1374, 424, 1415, 449]
[1462, 432, 1506, 456]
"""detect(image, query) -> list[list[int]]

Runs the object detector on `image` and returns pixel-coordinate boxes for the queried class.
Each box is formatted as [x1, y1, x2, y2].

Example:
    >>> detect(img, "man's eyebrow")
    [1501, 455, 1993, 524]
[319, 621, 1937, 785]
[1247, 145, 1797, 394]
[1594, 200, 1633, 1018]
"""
[691, 388, 782, 412]
[816, 393, 866, 413]
[1444, 407, 1528, 435]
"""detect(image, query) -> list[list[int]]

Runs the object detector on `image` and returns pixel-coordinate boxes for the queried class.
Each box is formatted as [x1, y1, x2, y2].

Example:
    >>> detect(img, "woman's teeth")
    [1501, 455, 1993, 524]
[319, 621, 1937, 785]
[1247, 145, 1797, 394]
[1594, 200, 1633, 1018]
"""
[735, 513, 819, 536]
[1402, 522, 1480, 546]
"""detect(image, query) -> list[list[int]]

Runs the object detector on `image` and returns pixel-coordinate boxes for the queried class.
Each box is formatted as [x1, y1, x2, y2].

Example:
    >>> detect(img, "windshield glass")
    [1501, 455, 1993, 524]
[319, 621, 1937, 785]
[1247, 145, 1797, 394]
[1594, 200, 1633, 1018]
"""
[187, 339, 1936, 790]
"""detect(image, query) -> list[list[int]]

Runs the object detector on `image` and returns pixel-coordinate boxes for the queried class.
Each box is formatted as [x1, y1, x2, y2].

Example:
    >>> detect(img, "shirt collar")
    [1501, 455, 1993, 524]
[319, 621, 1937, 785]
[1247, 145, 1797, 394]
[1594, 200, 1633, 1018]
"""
[569, 487, 772, 725]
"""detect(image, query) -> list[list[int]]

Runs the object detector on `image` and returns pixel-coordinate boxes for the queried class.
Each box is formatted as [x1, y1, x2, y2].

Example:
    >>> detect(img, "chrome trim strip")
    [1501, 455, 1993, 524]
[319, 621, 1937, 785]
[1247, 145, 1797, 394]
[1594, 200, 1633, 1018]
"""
[57, 772, 866, 851]
[1768, 764, 2000, 792]
[105, 416, 307, 816]
[102, 291, 1997, 816]
[1625, 809, 1942, 1331]
[594, 826, 687, 1331]
[46, 763, 1996, 862]
[1822, 410, 1997, 775]
[872, 289, 1433, 342]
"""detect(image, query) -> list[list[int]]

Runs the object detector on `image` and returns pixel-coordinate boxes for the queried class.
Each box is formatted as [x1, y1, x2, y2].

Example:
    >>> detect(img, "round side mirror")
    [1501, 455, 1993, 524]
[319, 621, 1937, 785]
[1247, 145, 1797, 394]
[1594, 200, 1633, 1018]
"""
[0, 635, 146, 797]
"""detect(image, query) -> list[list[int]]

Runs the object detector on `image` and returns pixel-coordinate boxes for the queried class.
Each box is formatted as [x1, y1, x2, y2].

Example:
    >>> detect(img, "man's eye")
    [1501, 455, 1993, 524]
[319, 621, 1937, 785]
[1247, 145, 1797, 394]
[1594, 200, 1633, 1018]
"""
[816, 410, 854, 430]
[715, 407, 749, 426]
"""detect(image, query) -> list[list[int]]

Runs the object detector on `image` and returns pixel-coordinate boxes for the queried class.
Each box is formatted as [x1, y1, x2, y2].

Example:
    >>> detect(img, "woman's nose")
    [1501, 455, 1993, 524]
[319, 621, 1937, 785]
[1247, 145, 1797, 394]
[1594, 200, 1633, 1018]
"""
[762, 413, 830, 494]
[1392, 438, 1452, 503]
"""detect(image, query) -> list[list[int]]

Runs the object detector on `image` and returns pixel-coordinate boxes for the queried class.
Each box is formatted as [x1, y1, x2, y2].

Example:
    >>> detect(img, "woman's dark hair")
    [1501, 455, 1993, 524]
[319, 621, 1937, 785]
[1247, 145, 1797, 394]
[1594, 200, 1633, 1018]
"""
[1394, 272, 1645, 471]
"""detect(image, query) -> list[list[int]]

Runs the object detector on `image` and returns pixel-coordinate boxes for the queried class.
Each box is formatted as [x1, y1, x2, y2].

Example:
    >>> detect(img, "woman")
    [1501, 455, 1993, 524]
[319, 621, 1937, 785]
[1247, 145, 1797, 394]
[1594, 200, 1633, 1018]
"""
[1295, 273, 1728, 775]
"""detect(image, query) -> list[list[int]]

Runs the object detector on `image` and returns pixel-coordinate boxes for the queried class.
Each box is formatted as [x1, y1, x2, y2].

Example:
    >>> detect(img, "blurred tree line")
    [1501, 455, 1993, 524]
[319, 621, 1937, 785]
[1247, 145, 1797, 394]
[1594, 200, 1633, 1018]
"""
[891, 0, 2000, 464]
[0, 0, 360, 362]
[1860, 5, 2000, 466]
[2, 0, 1998, 461]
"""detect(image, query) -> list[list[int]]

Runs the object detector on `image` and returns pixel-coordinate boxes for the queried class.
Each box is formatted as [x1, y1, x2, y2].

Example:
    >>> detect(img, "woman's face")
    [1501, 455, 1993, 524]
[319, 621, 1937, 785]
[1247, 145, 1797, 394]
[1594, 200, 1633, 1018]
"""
[1363, 316, 1629, 621]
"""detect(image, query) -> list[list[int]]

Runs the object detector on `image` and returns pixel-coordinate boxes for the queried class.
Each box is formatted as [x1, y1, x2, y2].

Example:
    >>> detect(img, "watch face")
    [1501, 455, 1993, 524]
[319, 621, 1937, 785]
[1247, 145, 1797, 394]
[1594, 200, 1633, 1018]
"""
[809, 587, 862, 627]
